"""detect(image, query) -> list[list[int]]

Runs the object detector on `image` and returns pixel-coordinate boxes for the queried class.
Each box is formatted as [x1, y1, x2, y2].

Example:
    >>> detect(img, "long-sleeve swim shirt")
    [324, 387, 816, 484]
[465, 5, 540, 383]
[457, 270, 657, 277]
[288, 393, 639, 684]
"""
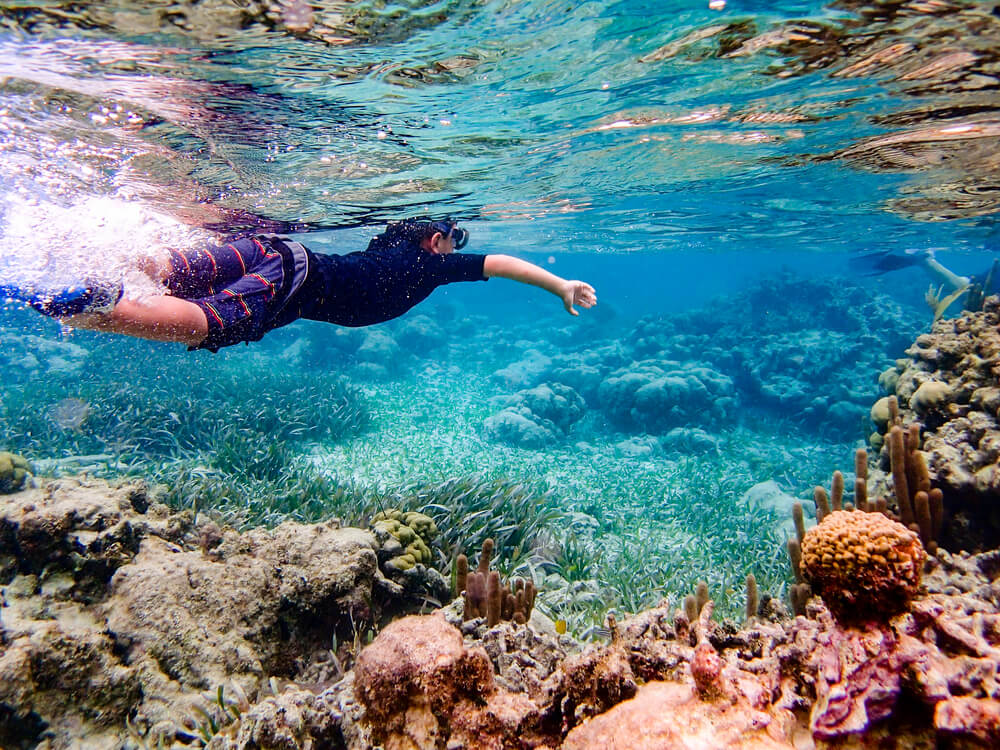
[292, 237, 488, 328]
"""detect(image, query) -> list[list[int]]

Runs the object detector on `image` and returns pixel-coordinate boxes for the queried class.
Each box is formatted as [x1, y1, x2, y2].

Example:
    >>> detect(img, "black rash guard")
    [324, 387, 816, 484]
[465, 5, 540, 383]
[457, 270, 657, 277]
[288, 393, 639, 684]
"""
[290, 237, 488, 328]
[172, 231, 488, 352]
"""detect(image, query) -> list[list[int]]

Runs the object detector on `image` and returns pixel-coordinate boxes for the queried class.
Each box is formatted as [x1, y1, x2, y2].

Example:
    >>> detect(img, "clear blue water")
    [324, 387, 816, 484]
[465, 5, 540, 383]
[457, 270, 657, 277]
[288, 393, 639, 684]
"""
[0, 0, 998, 622]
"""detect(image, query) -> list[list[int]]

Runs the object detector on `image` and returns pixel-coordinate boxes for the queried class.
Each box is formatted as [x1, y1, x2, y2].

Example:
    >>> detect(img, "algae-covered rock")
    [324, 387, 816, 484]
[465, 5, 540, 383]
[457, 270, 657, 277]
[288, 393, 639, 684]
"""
[0, 451, 33, 493]
[354, 615, 542, 749]
[0, 476, 385, 748]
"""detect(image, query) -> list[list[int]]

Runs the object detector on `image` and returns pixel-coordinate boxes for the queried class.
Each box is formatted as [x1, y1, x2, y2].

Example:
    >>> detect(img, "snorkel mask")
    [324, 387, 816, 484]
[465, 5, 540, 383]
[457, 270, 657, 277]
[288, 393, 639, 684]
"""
[430, 219, 469, 250]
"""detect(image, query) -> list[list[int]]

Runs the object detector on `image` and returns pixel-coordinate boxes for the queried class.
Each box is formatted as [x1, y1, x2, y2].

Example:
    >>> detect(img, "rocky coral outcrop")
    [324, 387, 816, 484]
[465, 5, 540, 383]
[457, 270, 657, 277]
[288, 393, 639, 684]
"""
[872, 296, 1000, 550]
[0, 476, 388, 749]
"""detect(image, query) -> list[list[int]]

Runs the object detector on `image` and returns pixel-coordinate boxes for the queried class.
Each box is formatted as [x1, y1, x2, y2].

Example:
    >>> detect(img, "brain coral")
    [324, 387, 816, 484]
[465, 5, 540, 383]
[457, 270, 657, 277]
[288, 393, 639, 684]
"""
[800, 510, 926, 619]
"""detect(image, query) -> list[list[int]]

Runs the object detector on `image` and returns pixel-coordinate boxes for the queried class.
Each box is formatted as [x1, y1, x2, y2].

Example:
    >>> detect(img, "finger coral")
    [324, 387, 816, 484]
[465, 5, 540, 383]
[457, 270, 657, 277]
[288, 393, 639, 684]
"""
[800, 509, 926, 620]
[457, 538, 537, 626]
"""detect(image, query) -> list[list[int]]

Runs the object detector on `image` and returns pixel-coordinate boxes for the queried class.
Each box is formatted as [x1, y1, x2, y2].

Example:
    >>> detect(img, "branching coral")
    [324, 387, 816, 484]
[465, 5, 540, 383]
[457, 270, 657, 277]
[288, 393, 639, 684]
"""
[885, 420, 944, 553]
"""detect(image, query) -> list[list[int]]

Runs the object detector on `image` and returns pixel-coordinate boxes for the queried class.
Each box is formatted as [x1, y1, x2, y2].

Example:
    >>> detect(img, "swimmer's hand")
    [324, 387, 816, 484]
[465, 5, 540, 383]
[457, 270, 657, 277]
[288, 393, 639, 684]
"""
[560, 280, 597, 316]
[483, 254, 598, 317]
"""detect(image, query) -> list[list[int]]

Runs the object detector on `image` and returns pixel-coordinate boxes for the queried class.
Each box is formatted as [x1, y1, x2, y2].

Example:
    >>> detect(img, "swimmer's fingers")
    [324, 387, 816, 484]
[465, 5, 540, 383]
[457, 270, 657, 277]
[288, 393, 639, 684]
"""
[576, 282, 597, 307]
[563, 281, 597, 316]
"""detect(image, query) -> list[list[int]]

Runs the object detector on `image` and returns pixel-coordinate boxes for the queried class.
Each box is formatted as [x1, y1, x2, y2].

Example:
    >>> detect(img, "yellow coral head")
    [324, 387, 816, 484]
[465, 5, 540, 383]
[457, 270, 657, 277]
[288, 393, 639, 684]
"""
[800, 510, 925, 621]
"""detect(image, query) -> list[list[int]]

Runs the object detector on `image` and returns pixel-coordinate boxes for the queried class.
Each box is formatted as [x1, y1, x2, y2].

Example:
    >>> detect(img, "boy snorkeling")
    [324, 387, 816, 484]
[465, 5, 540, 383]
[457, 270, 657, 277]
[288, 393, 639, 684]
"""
[852, 247, 998, 316]
[6, 218, 597, 352]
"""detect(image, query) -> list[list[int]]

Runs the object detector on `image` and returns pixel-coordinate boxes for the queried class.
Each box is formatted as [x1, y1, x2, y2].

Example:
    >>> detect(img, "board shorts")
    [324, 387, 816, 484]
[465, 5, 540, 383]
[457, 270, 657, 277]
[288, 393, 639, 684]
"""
[166, 235, 309, 352]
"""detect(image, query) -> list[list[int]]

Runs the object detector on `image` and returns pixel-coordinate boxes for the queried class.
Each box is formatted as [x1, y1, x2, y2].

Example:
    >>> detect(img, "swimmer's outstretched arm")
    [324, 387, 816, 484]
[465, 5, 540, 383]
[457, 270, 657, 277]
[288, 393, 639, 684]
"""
[63, 297, 208, 347]
[483, 254, 597, 316]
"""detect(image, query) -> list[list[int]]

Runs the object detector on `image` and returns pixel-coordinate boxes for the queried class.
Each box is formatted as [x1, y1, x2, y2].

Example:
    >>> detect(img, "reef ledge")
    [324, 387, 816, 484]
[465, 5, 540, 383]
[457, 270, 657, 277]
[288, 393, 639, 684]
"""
[1, 471, 999, 749]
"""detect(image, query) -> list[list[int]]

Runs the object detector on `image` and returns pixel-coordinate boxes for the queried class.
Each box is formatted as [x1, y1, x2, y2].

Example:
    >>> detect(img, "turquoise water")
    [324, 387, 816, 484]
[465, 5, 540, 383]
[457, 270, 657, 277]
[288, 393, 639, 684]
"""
[0, 0, 998, 627]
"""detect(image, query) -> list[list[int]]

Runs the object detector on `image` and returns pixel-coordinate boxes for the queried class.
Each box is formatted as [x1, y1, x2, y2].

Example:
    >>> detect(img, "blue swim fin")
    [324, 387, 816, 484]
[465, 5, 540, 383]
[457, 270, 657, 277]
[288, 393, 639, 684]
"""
[0, 280, 122, 317]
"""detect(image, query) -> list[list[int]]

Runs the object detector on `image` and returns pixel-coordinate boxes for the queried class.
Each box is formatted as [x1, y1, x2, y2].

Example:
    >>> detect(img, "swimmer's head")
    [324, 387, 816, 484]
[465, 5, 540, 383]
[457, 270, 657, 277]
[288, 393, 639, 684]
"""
[374, 217, 469, 255]
[421, 219, 468, 255]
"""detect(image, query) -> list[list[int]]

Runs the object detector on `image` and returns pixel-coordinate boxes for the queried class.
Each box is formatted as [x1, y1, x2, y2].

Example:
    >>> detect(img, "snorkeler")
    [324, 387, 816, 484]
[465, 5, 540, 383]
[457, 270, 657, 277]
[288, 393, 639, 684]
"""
[851, 247, 998, 313]
[5, 218, 597, 352]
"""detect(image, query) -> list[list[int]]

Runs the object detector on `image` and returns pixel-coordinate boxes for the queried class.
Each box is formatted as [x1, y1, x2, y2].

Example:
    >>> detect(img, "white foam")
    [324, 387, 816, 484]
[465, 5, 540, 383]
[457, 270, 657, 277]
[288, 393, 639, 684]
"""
[0, 194, 215, 302]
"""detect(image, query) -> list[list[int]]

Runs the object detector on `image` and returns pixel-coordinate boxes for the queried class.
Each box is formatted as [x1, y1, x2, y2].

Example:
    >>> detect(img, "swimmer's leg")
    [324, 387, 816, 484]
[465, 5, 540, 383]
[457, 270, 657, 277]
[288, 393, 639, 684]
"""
[63, 297, 208, 347]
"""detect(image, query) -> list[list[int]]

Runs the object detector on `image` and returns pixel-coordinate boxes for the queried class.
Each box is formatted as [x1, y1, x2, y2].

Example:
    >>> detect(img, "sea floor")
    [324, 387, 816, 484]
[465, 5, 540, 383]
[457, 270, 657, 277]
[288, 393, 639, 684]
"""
[0, 274, 914, 629]
[308, 360, 860, 626]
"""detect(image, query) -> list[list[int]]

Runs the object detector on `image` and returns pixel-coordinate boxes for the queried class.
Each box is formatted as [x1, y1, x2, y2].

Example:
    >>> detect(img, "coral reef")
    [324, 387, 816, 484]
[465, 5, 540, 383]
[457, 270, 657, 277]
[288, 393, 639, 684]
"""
[872, 297, 1000, 550]
[483, 275, 919, 449]
[3, 471, 1000, 749]
[3, 294, 1000, 749]
[0, 332, 88, 383]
